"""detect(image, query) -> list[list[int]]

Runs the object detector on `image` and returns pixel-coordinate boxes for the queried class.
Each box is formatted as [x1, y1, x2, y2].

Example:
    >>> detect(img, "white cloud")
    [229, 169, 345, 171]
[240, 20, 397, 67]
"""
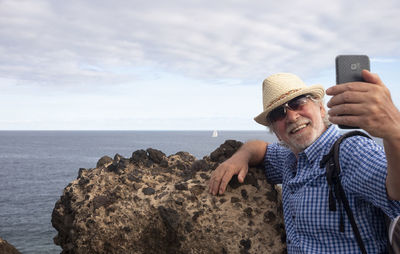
[1, 0, 400, 86]
[1, 0, 400, 129]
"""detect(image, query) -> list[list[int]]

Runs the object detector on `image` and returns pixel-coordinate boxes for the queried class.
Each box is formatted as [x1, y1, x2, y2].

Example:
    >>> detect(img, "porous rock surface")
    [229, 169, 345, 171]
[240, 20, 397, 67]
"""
[52, 140, 286, 254]
[0, 237, 22, 254]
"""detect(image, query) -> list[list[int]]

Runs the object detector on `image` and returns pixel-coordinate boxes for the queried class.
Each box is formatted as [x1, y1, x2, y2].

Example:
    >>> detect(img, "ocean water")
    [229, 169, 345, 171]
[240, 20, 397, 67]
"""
[0, 130, 277, 254]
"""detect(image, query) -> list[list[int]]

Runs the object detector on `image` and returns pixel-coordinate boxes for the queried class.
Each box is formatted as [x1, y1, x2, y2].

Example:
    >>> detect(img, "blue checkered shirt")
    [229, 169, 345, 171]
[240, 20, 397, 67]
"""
[265, 125, 400, 253]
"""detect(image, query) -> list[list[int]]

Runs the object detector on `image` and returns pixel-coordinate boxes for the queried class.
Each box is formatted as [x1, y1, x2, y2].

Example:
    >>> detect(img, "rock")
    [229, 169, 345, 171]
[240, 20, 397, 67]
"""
[96, 156, 113, 168]
[0, 237, 22, 254]
[52, 140, 286, 254]
[146, 148, 166, 164]
[209, 140, 243, 163]
[131, 149, 148, 163]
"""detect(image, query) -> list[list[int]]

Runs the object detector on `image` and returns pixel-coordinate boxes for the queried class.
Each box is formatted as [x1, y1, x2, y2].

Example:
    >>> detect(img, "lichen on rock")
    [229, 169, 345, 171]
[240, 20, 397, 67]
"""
[52, 140, 286, 254]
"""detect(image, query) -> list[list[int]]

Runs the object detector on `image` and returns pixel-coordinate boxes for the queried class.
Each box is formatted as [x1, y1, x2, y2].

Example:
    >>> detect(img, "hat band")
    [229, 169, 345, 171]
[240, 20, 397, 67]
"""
[266, 88, 302, 108]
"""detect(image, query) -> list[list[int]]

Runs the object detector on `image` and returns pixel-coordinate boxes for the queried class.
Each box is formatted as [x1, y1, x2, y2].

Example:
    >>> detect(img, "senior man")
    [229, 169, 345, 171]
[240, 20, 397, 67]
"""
[208, 70, 400, 253]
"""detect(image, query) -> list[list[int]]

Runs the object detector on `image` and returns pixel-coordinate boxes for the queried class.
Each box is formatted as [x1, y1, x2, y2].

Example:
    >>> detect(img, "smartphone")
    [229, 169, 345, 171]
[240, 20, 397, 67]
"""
[335, 55, 370, 129]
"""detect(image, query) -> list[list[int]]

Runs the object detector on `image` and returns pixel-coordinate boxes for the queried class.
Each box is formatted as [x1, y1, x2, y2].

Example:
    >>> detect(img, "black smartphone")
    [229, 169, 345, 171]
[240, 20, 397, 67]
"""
[335, 55, 370, 129]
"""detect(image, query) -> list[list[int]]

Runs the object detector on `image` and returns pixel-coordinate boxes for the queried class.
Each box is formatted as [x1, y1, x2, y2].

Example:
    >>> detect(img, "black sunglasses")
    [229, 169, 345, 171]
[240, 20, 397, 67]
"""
[267, 95, 313, 123]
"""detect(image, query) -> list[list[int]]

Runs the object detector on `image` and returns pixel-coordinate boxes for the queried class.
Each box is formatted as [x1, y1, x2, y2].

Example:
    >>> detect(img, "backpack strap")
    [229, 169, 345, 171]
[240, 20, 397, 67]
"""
[320, 130, 372, 254]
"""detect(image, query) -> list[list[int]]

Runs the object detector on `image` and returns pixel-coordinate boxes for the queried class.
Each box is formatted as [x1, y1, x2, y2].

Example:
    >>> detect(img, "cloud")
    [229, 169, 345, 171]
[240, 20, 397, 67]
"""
[1, 0, 400, 130]
[1, 0, 400, 87]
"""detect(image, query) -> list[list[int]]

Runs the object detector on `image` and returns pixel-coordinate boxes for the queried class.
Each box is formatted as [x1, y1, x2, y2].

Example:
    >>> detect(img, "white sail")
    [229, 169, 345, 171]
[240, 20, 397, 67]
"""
[212, 130, 218, 137]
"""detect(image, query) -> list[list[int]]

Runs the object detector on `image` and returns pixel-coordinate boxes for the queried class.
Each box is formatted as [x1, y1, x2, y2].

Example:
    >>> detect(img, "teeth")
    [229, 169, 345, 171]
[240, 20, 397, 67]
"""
[291, 124, 307, 134]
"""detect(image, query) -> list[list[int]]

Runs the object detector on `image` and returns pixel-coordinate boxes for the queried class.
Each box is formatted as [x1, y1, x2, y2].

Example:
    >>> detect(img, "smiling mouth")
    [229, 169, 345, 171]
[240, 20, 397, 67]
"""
[289, 123, 309, 134]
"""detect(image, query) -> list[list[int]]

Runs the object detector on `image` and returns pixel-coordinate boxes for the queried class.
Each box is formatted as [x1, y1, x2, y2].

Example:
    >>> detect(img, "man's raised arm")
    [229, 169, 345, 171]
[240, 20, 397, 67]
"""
[327, 70, 400, 200]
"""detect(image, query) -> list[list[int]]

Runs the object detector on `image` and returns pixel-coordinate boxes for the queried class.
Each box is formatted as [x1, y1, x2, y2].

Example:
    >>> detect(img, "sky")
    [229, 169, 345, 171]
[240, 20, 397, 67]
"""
[1, 0, 400, 130]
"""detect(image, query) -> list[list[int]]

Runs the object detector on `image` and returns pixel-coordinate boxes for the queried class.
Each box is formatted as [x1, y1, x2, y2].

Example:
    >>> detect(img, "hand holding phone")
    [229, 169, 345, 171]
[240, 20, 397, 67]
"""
[328, 58, 399, 138]
[335, 55, 370, 129]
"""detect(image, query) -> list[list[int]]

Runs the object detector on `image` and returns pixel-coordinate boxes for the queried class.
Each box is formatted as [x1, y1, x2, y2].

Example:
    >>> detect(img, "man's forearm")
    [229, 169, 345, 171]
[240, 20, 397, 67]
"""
[208, 139, 269, 195]
[234, 140, 269, 166]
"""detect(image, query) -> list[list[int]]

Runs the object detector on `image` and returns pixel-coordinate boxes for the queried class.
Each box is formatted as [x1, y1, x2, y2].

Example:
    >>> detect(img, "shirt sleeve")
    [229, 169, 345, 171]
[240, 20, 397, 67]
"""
[264, 143, 289, 185]
[340, 136, 400, 218]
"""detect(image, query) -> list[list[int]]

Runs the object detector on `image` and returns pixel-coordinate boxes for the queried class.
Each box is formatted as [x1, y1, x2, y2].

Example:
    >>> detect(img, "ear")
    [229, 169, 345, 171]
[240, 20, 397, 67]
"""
[319, 102, 326, 118]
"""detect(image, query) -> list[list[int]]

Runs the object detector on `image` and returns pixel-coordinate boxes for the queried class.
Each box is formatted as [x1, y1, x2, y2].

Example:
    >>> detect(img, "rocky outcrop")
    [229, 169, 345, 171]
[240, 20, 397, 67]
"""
[0, 237, 22, 254]
[52, 140, 286, 254]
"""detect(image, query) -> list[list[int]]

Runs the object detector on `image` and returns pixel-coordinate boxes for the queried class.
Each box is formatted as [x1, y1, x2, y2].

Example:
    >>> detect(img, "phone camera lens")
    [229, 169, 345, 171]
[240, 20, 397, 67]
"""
[351, 63, 359, 70]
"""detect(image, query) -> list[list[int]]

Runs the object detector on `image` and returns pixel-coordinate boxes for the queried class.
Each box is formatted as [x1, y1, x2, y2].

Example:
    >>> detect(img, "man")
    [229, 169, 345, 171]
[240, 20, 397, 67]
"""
[208, 70, 400, 253]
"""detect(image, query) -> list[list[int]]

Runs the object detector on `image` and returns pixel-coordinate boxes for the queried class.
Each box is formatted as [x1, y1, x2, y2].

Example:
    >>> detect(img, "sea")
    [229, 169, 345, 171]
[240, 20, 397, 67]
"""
[0, 130, 278, 254]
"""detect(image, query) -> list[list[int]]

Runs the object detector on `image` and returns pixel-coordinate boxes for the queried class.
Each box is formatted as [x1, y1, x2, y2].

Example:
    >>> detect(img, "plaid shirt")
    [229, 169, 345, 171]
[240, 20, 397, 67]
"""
[265, 125, 400, 253]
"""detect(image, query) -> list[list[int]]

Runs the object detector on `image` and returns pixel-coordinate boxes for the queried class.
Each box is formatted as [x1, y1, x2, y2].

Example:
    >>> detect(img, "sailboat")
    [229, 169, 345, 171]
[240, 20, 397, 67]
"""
[212, 130, 218, 138]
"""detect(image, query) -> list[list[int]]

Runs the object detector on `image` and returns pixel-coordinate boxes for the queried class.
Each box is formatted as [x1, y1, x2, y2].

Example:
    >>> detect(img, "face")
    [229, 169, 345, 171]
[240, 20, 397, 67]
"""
[271, 97, 327, 154]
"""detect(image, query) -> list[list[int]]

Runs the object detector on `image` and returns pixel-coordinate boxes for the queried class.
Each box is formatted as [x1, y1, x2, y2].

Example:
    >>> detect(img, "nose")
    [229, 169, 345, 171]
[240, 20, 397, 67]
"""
[285, 108, 300, 123]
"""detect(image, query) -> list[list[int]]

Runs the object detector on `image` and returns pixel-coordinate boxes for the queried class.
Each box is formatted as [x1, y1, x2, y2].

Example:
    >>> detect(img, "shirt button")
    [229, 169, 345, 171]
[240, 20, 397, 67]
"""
[287, 240, 291, 244]
[292, 215, 295, 220]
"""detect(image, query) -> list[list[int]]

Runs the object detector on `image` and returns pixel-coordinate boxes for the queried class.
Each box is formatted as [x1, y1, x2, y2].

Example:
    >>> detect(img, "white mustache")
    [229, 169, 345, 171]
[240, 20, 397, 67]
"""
[286, 118, 312, 134]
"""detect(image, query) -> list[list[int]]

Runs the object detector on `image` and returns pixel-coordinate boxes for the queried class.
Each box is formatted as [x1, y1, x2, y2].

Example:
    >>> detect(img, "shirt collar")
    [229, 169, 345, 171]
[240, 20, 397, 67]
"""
[300, 125, 341, 164]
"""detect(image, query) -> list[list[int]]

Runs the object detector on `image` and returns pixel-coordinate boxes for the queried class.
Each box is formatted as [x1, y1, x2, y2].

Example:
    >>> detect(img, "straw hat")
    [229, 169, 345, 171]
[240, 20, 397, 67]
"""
[254, 73, 325, 126]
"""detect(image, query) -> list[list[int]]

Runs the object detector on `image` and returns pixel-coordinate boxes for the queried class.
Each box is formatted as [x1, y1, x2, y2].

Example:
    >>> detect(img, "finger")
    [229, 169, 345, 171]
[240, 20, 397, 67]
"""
[218, 170, 234, 195]
[210, 177, 222, 195]
[212, 173, 225, 195]
[328, 103, 367, 117]
[328, 115, 363, 127]
[208, 175, 215, 194]
[237, 166, 248, 183]
[362, 69, 384, 85]
[327, 90, 368, 108]
[209, 170, 223, 195]
[208, 174, 215, 193]
[326, 82, 369, 96]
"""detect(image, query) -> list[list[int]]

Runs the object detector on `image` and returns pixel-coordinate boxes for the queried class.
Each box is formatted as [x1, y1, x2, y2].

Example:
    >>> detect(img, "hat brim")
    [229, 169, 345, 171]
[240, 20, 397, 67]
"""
[254, 85, 325, 127]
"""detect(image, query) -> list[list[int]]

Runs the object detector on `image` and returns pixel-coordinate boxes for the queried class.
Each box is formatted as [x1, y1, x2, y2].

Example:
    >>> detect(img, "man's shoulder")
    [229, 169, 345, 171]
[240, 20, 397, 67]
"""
[267, 142, 292, 155]
[266, 142, 293, 163]
[340, 133, 381, 151]
[338, 133, 386, 168]
[319, 128, 385, 166]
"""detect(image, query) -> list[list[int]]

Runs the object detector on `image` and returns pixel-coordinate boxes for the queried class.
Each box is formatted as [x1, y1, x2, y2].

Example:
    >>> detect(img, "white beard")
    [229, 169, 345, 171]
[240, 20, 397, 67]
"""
[280, 116, 326, 154]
